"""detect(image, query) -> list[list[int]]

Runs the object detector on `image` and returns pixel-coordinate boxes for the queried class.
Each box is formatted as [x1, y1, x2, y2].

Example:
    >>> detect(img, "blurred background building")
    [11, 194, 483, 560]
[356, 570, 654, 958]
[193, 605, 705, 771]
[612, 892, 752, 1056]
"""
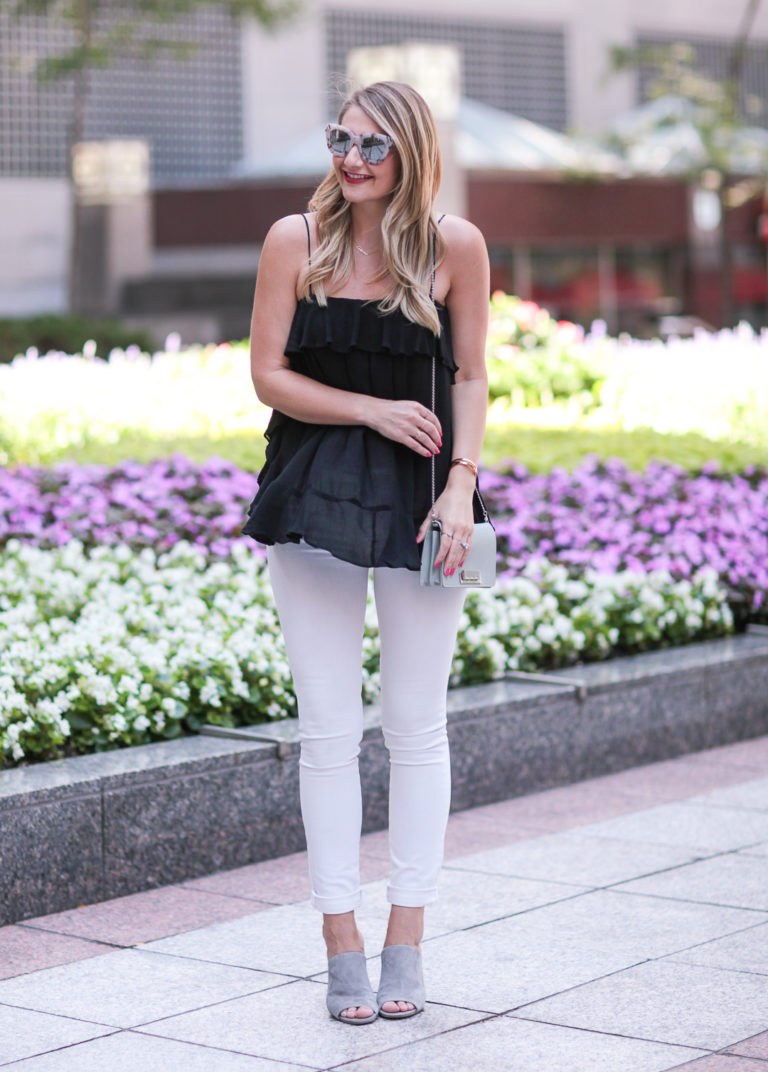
[2, 0, 767, 339]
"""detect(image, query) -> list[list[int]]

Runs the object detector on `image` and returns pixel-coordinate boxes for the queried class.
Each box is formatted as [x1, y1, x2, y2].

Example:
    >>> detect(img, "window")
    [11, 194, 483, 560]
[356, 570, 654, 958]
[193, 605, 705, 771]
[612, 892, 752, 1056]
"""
[325, 9, 568, 131]
[0, 7, 242, 183]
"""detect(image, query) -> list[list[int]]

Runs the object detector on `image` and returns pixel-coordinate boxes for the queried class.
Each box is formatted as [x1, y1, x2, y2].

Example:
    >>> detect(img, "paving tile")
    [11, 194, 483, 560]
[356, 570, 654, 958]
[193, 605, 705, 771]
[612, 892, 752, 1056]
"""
[182, 852, 312, 905]
[22, 886, 270, 948]
[557, 756, 764, 811]
[3, 1030, 311, 1071]
[615, 853, 768, 911]
[442, 812, 549, 857]
[0, 1006, 113, 1065]
[447, 782, 642, 834]
[406, 916, 639, 1013]
[662, 1056, 767, 1070]
[576, 803, 768, 852]
[519, 958, 768, 1050]
[0, 948, 285, 1029]
[725, 1029, 768, 1059]
[144, 901, 328, 977]
[444, 830, 705, 888]
[359, 818, 547, 863]
[684, 779, 768, 813]
[0, 924, 112, 981]
[142, 978, 483, 1067]
[492, 887, 763, 961]
[373, 885, 761, 1015]
[738, 843, 768, 858]
[428, 867, 588, 930]
[342, 1016, 706, 1072]
[677, 737, 768, 773]
[671, 921, 768, 975]
[349, 869, 587, 945]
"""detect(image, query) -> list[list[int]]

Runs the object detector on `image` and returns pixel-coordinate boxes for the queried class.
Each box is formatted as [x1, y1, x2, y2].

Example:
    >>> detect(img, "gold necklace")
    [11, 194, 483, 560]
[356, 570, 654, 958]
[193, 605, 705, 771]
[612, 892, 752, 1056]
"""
[354, 239, 382, 257]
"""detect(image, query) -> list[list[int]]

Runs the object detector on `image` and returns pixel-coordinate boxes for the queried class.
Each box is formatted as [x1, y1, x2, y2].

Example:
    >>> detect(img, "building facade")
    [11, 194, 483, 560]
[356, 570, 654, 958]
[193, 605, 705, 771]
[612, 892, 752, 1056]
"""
[2, 0, 767, 330]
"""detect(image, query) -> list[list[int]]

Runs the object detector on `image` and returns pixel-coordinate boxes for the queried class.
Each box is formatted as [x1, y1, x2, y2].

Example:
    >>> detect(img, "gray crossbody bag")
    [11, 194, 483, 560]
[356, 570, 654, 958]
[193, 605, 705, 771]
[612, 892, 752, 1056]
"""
[419, 352, 497, 589]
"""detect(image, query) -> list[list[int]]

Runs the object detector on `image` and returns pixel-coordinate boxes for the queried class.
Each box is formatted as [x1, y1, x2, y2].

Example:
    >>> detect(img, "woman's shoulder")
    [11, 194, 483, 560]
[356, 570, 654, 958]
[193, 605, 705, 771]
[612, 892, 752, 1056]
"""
[264, 212, 315, 250]
[437, 214, 487, 254]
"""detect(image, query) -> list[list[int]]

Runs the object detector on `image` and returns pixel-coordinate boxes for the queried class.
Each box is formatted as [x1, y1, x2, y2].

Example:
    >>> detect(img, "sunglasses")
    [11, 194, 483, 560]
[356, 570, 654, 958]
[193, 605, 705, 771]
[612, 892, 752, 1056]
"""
[325, 123, 395, 165]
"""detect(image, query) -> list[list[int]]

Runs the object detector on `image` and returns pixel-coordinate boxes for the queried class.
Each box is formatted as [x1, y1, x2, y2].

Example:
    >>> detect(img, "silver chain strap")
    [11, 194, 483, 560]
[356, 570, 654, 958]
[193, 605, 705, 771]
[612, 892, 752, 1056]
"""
[427, 221, 487, 522]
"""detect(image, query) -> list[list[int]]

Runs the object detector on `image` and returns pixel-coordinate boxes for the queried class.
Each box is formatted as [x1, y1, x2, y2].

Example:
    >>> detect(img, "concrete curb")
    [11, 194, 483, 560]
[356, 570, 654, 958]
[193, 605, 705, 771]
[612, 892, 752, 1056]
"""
[2, 633, 768, 925]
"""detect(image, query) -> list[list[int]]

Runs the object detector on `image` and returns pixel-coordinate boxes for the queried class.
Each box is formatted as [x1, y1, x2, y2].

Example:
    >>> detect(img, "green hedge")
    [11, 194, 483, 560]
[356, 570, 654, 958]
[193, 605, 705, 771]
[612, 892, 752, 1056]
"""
[44, 424, 767, 476]
[0, 315, 155, 363]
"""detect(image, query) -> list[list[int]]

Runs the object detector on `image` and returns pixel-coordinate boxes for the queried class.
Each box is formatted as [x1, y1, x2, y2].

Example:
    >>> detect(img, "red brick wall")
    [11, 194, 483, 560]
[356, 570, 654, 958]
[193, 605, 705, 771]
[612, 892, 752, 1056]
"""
[154, 184, 317, 247]
[467, 175, 690, 244]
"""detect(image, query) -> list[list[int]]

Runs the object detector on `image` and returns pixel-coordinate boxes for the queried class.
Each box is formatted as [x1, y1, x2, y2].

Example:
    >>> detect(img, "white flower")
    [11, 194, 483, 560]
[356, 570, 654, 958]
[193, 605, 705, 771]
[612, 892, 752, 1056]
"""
[0, 538, 735, 765]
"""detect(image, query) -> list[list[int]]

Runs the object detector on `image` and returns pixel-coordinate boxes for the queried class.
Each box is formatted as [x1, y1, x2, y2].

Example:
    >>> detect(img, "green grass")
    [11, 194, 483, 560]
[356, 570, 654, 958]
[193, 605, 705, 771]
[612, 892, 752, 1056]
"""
[14, 423, 767, 474]
[481, 424, 767, 473]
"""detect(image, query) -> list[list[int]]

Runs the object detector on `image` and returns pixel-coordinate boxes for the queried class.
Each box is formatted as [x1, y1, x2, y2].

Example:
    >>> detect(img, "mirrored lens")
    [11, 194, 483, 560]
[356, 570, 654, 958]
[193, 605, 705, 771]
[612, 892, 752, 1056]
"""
[328, 128, 352, 156]
[326, 125, 392, 164]
[360, 134, 388, 164]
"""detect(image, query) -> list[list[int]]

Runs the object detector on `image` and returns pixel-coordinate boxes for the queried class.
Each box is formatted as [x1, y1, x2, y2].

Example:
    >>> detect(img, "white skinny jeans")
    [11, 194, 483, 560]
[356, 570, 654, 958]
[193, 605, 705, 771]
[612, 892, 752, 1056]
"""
[267, 541, 466, 914]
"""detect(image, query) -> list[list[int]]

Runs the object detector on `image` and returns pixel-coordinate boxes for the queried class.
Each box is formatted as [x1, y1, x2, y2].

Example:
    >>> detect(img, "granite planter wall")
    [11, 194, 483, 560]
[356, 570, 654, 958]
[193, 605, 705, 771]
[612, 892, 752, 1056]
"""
[2, 633, 768, 926]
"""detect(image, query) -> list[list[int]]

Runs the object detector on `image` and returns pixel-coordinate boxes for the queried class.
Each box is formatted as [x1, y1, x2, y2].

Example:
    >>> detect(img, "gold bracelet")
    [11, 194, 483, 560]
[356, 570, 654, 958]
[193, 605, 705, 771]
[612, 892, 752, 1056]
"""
[450, 457, 478, 478]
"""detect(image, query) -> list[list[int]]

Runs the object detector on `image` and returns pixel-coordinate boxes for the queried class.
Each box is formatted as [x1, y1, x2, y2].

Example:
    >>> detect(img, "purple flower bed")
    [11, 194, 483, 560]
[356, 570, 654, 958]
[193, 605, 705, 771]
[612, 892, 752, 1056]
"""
[0, 455, 262, 561]
[482, 457, 768, 620]
[1, 454, 766, 622]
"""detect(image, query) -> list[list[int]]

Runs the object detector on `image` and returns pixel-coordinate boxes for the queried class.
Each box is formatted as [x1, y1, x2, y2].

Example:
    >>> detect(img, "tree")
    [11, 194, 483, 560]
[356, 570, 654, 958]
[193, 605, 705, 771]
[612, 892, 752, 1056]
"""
[1, 0, 299, 311]
[610, 0, 767, 326]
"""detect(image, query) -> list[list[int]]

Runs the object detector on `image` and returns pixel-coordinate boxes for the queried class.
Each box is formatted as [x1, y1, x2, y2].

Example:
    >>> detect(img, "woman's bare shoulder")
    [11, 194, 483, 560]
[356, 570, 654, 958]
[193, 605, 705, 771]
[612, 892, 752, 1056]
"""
[264, 212, 313, 251]
[437, 214, 487, 254]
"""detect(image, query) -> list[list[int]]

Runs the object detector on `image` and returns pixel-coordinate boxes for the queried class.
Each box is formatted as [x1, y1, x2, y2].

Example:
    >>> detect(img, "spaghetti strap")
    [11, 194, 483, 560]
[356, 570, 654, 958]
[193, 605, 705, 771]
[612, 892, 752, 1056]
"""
[302, 213, 313, 297]
[429, 214, 445, 301]
[302, 213, 312, 265]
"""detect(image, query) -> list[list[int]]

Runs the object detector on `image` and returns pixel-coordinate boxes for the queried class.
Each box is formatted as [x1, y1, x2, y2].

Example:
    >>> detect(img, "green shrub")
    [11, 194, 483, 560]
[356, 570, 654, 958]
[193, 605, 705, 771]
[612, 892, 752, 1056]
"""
[485, 293, 605, 408]
[0, 315, 155, 363]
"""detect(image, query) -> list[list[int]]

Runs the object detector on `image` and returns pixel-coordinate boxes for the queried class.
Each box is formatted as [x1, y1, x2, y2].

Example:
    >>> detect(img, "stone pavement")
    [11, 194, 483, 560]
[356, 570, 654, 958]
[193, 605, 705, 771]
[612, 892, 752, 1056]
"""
[1, 735, 767, 1071]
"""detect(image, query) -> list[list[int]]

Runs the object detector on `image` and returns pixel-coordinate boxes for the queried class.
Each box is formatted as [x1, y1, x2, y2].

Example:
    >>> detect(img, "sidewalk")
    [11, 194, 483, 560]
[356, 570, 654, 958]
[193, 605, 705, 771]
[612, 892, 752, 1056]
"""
[1, 735, 767, 1071]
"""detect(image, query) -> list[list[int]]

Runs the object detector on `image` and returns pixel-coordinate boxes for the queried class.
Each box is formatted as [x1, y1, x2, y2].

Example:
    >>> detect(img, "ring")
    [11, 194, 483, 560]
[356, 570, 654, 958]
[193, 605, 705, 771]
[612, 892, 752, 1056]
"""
[460, 540, 469, 550]
[444, 531, 454, 539]
[416, 431, 422, 440]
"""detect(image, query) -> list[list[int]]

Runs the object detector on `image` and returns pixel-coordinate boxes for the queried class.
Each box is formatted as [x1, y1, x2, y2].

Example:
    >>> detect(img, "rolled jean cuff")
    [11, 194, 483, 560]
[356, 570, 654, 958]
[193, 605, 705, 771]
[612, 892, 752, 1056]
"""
[311, 889, 363, 914]
[386, 884, 438, 908]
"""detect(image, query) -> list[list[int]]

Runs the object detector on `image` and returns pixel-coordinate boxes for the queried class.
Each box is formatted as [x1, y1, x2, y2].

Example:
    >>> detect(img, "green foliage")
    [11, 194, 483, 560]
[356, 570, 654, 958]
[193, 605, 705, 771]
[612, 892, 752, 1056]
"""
[0, 315, 155, 363]
[481, 424, 767, 474]
[40, 423, 765, 478]
[0, 543, 733, 766]
[485, 293, 605, 409]
[56, 430, 269, 470]
[608, 18, 768, 198]
[2, 0, 299, 80]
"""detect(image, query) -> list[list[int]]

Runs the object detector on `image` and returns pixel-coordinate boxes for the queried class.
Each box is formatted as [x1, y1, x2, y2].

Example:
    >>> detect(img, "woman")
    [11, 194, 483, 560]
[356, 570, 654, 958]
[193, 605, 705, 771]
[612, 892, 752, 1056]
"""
[243, 81, 489, 1024]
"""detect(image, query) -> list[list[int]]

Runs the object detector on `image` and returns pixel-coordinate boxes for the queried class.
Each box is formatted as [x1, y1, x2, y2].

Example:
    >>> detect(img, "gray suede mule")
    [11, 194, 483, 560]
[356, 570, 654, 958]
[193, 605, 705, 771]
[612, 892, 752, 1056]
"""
[326, 951, 379, 1025]
[376, 944, 425, 1019]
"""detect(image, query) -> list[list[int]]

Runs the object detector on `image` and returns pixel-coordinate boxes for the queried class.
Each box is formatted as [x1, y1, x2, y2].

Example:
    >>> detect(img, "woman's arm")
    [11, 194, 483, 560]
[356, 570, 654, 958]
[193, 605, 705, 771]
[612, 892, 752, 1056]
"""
[250, 215, 442, 457]
[417, 216, 490, 573]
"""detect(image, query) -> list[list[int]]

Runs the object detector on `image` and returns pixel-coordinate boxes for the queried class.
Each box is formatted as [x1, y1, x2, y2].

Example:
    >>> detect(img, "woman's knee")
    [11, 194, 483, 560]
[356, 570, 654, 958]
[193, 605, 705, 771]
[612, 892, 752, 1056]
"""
[381, 719, 448, 764]
[300, 724, 365, 772]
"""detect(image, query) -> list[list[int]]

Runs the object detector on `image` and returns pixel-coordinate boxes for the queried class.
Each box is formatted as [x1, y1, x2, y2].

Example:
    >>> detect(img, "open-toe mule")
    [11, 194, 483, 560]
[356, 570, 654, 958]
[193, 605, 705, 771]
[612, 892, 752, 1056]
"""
[326, 951, 379, 1025]
[377, 944, 425, 1019]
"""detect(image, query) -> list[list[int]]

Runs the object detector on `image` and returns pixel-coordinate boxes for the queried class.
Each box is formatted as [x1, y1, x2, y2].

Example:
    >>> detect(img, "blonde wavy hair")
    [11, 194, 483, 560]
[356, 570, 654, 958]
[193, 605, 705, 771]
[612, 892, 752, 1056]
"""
[302, 81, 445, 335]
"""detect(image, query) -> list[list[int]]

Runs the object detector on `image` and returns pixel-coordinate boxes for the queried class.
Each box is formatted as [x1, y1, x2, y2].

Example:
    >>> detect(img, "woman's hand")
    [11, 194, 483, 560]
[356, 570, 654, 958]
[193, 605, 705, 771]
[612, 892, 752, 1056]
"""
[366, 398, 442, 458]
[416, 467, 476, 575]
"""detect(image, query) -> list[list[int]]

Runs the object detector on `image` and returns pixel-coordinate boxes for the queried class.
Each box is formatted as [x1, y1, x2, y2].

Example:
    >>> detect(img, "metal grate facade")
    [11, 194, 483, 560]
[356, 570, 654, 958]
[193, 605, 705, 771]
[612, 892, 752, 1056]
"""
[636, 31, 768, 123]
[0, 6, 242, 183]
[325, 8, 568, 131]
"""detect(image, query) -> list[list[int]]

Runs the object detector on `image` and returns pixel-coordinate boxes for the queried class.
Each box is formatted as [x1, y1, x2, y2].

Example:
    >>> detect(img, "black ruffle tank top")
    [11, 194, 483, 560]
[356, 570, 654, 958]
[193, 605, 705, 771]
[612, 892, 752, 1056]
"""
[241, 295, 462, 570]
